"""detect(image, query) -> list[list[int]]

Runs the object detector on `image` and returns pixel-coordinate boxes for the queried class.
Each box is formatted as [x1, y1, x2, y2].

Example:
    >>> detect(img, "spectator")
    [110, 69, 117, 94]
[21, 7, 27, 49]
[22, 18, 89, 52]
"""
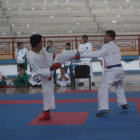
[46, 40, 57, 84]
[63, 43, 73, 84]
[0, 71, 7, 87]
[15, 42, 28, 70]
[57, 67, 71, 87]
[9, 64, 29, 87]
[46, 40, 56, 55]
[78, 35, 95, 86]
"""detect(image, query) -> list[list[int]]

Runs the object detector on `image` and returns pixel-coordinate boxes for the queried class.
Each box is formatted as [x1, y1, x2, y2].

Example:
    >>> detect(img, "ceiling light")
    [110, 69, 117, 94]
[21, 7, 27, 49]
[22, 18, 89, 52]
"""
[17, 32, 20, 35]
[112, 20, 117, 23]
[27, 24, 30, 27]
[2, 32, 6, 35]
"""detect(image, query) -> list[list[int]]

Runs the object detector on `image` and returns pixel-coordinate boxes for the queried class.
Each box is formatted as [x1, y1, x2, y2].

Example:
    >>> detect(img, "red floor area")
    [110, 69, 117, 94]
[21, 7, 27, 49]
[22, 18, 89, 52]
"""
[29, 112, 89, 125]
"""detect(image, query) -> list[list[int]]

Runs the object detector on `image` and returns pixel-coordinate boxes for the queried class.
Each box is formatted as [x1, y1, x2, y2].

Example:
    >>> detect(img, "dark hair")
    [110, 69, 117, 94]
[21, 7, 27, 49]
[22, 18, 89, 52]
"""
[47, 40, 53, 44]
[66, 43, 71, 46]
[82, 35, 88, 39]
[105, 30, 116, 40]
[18, 64, 25, 69]
[30, 34, 42, 48]
[61, 67, 65, 71]
[17, 42, 23, 47]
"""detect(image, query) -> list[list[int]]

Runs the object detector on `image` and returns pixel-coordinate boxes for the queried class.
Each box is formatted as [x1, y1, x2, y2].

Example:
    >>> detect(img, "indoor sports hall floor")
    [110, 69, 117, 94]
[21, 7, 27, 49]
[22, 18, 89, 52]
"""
[0, 74, 140, 140]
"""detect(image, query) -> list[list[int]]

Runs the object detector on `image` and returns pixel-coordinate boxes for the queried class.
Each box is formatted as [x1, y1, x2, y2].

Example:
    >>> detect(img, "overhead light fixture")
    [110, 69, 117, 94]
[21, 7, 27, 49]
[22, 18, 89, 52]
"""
[126, 0, 130, 3]
[76, 22, 80, 26]
[19, 7, 22, 11]
[44, 0, 47, 3]
[66, 0, 69, 3]
[27, 24, 30, 27]
[17, 32, 20, 35]
[55, 1, 58, 4]
[112, 20, 117, 23]
[117, 15, 120, 18]
[2, 32, 6, 35]
[106, 6, 109, 10]
[50, 16, 54, 19]
[11, 24, 15, 27]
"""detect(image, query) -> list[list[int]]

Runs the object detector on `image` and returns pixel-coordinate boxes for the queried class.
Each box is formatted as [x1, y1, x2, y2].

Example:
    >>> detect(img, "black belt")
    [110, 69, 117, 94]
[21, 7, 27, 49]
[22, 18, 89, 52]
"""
[107, 64, 122, 69]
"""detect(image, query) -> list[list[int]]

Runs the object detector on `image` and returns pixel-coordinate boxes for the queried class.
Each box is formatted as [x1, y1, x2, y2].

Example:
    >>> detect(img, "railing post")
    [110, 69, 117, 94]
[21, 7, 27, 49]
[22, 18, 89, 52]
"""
[138, 35, 140, 55]
[75, 36, 78, 49]
[12, 38, 15, 59]
[44, 37, 46, 48]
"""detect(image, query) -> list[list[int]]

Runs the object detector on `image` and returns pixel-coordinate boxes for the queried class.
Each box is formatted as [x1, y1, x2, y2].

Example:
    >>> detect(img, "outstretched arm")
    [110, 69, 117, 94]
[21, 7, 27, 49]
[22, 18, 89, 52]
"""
[54, 49, 78, 64]
[81, 45, 108, 58]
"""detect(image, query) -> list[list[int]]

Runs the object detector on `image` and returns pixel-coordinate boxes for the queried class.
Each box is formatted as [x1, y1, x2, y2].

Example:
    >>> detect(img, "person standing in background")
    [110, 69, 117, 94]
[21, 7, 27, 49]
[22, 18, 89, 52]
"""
[15, 42, 28, 71]
[78, 35, 95, 86]
[63, 43, 73, 85]
[46, 40, 57, 84]
[46, 40, 56, 55]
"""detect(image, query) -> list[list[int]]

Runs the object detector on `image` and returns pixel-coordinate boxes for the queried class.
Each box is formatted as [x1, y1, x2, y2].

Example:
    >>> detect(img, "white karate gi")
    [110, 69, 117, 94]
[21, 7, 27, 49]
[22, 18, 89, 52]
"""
[28, 48, 77, 111]
[81, 41, 127, 111]
[15, 48, 28, 63]
[57, 73, 71, 87]
[98, 57, 105, 75]
[78, 42, 94, 82]
[62, 49, 71, 67]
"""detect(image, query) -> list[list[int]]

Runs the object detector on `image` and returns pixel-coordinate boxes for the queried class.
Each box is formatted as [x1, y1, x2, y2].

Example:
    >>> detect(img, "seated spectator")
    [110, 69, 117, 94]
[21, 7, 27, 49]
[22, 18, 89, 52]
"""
[0, 71, 7, 88]
[9, 64, 29, 87]
[57, 67, 71, 87]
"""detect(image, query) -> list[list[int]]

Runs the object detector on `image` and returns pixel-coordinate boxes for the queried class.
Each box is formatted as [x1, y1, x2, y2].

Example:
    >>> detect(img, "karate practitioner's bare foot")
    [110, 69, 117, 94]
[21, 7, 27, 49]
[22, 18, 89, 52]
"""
[38, 111, 51, 121]
[78, 82, 84, 86]
[92, 82, 95, 86]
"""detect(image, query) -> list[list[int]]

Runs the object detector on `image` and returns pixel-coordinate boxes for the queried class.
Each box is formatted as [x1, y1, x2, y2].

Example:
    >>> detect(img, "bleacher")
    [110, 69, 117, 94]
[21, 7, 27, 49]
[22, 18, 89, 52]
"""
[0, 0, 140, 60]
[0, 0, 140, 36]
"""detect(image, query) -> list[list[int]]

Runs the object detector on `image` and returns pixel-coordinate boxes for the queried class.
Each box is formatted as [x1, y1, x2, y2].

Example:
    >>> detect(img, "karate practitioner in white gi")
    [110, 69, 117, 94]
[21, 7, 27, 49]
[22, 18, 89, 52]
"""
[15, 42, 28, 69]
[78, 35, 95, 86]
[80, 30, 129, 117]
[28, 34, 79, 120]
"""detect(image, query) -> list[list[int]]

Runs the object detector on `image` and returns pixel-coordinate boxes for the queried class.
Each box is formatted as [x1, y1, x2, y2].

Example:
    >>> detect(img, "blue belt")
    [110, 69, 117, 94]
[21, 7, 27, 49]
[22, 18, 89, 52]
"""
[107, 64, 122, 69]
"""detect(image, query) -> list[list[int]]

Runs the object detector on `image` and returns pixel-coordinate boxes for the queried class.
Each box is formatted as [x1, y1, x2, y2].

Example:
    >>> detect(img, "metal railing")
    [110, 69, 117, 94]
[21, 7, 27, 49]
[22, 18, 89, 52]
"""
[0, 35, 140, 59]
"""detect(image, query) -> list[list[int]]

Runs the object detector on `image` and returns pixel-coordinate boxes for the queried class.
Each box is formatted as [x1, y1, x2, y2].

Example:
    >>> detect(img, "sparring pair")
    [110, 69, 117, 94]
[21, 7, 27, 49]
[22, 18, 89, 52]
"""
[28, 34, 79, 121]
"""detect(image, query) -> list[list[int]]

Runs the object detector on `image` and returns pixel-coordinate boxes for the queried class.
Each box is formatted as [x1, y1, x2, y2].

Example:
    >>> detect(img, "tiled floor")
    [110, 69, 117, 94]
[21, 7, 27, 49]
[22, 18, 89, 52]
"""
[0, 73, 140, 94]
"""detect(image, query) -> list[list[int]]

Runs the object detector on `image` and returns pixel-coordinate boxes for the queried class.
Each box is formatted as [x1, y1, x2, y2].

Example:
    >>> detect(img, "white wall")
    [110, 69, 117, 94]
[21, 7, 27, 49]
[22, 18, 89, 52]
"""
[0, 60, 140, 77]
